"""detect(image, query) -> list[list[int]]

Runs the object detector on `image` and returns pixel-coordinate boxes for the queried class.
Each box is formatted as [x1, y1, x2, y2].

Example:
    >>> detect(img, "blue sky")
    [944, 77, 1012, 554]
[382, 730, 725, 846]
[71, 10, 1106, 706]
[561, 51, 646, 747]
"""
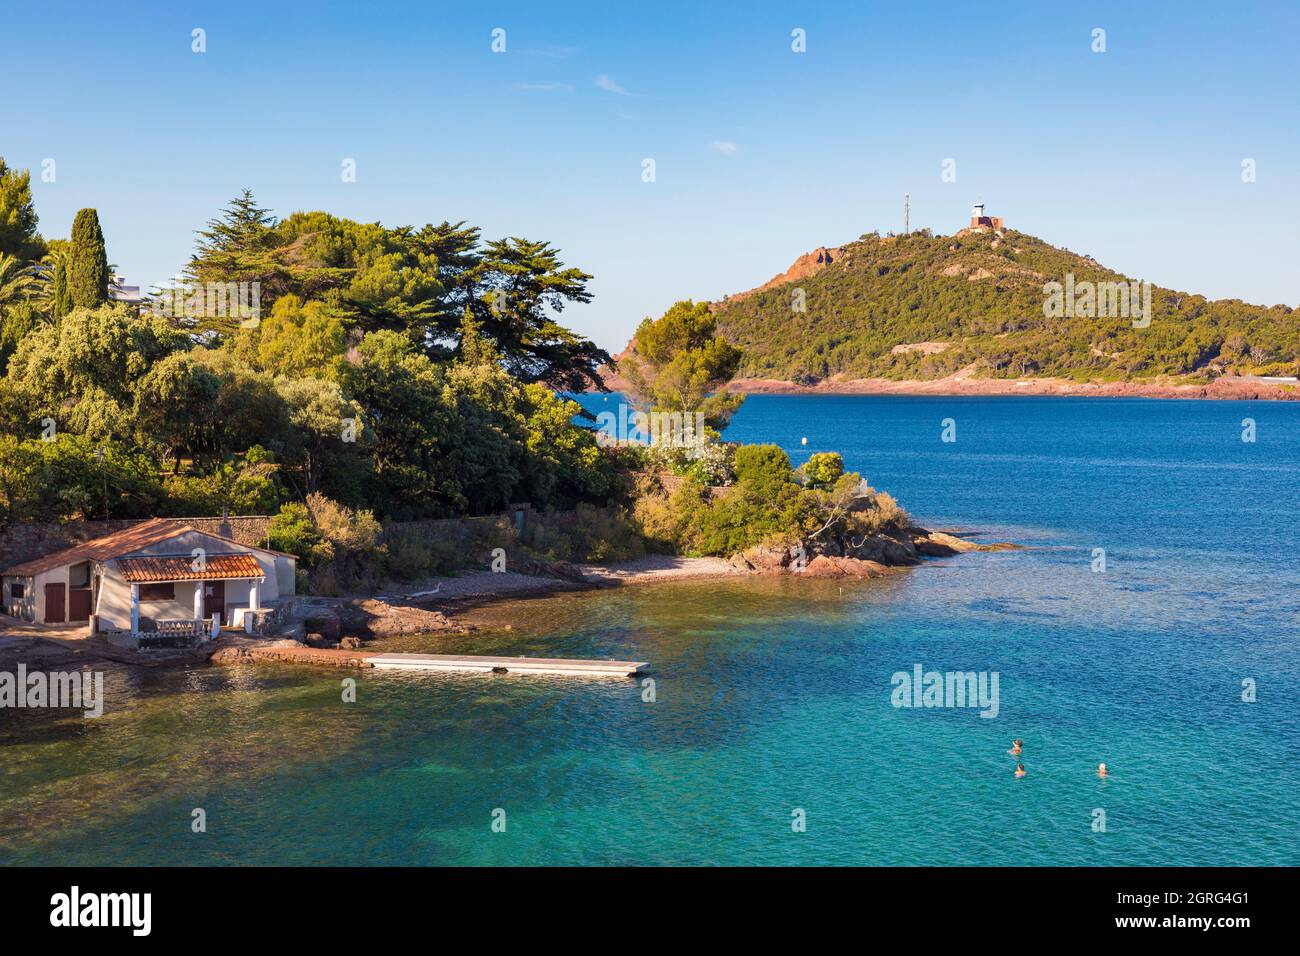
[3, 0, 1297, 351]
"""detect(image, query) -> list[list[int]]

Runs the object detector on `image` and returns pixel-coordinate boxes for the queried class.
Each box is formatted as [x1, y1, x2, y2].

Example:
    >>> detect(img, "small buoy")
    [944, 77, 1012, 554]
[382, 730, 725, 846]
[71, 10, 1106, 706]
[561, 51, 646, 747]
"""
[801, 436, 808, 446]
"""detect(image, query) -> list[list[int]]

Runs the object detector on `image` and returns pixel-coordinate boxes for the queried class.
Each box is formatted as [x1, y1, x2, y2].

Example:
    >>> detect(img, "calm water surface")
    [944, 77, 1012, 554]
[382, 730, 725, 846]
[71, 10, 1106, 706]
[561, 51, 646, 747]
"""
[2, 395, 1297, 865]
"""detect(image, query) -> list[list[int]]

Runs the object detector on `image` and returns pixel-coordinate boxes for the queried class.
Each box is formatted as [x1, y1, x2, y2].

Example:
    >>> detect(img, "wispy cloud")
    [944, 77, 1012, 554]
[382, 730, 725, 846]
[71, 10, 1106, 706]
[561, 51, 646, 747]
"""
[515, 82, 574, 92]
[711, 140, 739, 156]
[595, 74, 632, 95]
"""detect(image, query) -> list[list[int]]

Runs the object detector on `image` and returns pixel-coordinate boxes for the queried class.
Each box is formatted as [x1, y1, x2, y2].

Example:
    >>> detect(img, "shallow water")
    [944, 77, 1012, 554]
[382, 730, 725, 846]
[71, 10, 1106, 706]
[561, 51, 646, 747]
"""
[2, 395, 1297, 865]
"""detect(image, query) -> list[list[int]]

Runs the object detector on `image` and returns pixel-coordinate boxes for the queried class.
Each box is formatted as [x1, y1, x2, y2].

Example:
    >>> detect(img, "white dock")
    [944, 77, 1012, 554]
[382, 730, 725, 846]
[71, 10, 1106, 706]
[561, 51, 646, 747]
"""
[367, 653, 648, 678]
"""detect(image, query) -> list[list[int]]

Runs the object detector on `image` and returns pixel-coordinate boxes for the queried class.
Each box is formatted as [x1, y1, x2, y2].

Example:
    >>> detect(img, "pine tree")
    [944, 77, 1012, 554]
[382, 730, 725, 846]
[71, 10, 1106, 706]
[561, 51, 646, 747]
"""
[190, 188, 276, 263]
[0, 157, 45, 262]
[68, 208, 109, 309]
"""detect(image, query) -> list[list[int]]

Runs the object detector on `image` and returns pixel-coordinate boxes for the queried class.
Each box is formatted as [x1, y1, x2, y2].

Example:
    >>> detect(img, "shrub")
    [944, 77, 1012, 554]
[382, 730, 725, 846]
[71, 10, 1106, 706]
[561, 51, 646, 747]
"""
[265, 502, 327, 564]
[522, 505, 646, 563]
[799, 451, 844, 488]
[382, 527, 466, 580]
[732, 443, 793, 494]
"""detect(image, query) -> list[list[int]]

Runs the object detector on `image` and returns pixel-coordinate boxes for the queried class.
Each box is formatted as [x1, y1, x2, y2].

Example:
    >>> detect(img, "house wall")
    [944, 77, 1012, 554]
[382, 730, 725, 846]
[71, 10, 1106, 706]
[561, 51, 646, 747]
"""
[274, 555, 296, 596]
[2, 576, 36, 621]
[98, 576, 200, 630]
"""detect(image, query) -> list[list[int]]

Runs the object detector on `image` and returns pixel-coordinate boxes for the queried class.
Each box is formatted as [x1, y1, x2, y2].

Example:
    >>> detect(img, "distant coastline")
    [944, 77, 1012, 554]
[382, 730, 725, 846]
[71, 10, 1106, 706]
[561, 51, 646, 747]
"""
[595, 371, 1298, 402]
[726, 374, 1299, 401]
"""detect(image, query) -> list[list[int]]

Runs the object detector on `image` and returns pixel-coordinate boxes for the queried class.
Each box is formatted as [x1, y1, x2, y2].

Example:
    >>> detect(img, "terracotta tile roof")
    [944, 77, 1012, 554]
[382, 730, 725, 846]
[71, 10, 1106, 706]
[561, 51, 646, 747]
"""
[117, 552, 265, 583]
[1, 519, 188, 577]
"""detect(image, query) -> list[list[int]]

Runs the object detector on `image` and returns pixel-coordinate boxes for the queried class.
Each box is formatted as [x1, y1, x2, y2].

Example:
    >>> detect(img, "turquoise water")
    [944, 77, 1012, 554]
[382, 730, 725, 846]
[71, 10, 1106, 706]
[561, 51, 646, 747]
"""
[2, 395, 1297, 865]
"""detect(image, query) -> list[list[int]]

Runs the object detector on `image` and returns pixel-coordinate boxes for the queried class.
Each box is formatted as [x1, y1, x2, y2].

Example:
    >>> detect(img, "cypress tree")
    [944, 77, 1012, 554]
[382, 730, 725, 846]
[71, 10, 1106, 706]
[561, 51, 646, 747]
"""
[68, 208, 109, 309]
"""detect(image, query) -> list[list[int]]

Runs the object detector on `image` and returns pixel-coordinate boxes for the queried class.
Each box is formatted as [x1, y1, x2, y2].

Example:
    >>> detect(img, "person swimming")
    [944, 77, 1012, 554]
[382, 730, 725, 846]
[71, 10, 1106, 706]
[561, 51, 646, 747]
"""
[1014, 763, 1026, 778]
[1098, 762, 1108, 778]
[1009, 739, 1023, 756]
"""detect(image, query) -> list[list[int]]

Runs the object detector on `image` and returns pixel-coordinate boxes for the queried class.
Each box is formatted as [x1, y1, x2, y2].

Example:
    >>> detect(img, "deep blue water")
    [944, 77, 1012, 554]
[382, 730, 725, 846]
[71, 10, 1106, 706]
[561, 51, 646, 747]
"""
[2, 395, 1297, 865]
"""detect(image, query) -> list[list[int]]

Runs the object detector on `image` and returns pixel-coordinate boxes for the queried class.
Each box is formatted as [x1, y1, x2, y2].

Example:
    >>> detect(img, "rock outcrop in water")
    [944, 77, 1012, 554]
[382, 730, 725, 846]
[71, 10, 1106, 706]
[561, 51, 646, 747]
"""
[727, 524, 1018, 577]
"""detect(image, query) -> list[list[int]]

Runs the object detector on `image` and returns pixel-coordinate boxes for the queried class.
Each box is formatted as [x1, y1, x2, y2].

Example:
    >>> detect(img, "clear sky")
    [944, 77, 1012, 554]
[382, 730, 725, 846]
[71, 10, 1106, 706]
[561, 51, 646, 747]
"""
[3, 0, 1297, 351]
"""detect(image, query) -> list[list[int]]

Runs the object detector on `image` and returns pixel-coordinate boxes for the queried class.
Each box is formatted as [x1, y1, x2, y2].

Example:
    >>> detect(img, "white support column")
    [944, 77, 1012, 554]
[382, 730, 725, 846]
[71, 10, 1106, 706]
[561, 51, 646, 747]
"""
[194, 580, 204, 620]
[130, 583, 140, 633]
[249, 579, 261, 611]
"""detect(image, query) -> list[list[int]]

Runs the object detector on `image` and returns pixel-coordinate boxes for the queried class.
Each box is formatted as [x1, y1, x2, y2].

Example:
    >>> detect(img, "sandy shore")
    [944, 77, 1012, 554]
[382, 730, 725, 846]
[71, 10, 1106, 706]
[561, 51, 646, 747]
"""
[372, 555, 742, 607]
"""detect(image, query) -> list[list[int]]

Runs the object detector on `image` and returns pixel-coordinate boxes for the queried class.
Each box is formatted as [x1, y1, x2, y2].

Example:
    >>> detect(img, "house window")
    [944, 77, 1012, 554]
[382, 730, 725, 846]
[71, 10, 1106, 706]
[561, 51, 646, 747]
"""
[138, 582, 176, 602]
[9, 581, 24, 599]
[69, 561, 91, 588]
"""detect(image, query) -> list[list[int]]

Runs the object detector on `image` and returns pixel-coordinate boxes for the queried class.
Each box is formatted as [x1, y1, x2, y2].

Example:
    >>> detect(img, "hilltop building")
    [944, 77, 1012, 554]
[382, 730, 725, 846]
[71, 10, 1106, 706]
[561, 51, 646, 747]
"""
[969, 203, 1005, 231]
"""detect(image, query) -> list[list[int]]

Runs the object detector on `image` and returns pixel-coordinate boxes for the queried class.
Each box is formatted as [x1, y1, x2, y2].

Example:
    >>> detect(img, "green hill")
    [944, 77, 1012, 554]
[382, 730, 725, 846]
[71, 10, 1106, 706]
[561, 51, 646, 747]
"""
[710, 227, 1299, 384]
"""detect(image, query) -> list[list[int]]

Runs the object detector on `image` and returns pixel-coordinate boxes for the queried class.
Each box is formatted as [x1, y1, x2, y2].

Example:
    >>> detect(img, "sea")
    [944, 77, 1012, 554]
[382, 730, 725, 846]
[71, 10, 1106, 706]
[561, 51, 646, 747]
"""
[1, 395, 1296, 865]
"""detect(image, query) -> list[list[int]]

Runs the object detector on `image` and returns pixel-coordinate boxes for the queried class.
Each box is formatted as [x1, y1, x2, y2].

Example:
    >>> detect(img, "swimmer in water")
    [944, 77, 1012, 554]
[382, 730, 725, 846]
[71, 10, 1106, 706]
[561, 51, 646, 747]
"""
[1014, 763, 1026, 778]
[1009, 739, 1023, 756]
[1098, 762, 1108, 778]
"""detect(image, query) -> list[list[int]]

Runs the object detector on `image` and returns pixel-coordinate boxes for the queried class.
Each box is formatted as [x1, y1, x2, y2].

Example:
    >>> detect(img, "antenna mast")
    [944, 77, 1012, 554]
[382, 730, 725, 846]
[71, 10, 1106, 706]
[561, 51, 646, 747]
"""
[904, 193, 910, 235]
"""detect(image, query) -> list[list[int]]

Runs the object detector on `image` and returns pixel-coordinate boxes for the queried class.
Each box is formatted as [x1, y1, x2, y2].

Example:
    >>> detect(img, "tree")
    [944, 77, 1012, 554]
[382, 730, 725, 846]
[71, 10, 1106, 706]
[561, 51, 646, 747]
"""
[0, 433, 164, 524]
[340, 330, 508, 517]
[192, 188, 276, 262]
[274, 375, 367, 497]
[253, 293, 346, 378]
[36, 242, 74, 321]
[454, 237, 609, 390]
[131, 351, 223, 470]
[68, 209, 109, 309]
[621, 299, 744, 432]
[4, 304, 185, 440]
[0, 158, 44, 261]
[184, 189, 288, 337]
[161, 445, 285, 515]
[264, 501, 327, 564]
[0, 253, 40, 370]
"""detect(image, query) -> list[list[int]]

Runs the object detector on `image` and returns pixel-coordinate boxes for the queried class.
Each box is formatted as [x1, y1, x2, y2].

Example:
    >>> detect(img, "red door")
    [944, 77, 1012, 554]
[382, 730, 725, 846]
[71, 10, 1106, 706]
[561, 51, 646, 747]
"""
[203, 580, 225, 621]
[44, 583, 66, 623]
[68, 588, 92, 622]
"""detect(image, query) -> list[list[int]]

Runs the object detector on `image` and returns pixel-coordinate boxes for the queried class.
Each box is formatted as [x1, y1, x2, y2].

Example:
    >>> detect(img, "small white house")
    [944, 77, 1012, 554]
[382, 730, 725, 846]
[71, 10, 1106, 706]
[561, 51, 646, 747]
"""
[1, 519, 295, 634]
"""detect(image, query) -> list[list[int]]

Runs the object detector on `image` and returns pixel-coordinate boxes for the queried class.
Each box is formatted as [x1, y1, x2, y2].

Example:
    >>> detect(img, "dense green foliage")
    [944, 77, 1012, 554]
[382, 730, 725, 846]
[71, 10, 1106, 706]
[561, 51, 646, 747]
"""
[798, 451, 844, 488]
[0, 174, 622, 538]
[714, 229, 1300, 382]
[0, 158, 45, 262]
[68, 208, 109, 310]
[620, 299, 744, 431]
[184, 196, 610, 389]
[633, 442, 904, 558]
